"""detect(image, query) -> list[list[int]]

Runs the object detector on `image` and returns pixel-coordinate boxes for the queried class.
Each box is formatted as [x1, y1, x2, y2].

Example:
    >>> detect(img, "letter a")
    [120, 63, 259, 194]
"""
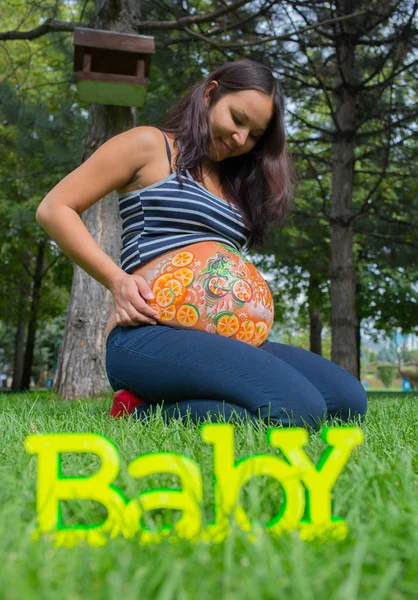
[125, 451, 203, 544]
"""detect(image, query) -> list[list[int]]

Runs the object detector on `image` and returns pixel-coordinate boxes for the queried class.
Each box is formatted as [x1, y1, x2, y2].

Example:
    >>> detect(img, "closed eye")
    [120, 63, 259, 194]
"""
[231, 114, 260, 141]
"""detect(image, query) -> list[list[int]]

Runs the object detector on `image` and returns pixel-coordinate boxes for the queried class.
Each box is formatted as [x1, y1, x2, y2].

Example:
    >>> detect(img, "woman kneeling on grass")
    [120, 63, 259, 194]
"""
[36, 58, 367, 428]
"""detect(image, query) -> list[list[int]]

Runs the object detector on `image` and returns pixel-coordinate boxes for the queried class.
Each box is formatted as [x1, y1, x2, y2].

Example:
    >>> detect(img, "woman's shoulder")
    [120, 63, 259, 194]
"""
[118, 126, 164, 171]
[114, 127, 175, 195]
[125, 125, 164, 145]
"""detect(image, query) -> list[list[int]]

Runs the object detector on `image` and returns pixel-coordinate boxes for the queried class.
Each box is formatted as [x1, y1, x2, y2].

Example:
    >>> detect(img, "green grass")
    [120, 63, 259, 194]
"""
[1, 392, 418, 599]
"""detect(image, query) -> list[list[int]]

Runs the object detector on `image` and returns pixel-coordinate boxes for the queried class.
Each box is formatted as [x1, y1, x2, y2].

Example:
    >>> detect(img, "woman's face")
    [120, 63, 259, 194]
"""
[204, 81, 274, 163]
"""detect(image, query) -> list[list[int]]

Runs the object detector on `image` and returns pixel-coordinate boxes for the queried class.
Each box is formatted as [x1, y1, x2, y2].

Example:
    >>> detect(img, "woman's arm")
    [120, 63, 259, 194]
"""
[36, 205, 124, 291]
[36, 127, 158, 292]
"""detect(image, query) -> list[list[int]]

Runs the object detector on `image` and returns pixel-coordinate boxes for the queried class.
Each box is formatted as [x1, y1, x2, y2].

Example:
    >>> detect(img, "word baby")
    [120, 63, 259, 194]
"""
[24, 424, 363, 547]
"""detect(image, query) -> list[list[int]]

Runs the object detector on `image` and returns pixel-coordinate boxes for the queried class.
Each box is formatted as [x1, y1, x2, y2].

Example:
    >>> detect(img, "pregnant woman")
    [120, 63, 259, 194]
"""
[36, 58, 367, 428]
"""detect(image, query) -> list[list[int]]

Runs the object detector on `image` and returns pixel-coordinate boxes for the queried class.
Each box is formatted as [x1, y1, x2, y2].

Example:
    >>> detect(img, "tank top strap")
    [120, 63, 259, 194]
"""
[158, 129, 173, 175]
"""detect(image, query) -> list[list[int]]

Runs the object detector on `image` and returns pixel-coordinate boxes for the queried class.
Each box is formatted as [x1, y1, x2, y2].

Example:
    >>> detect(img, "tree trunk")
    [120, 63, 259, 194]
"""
[329, 0, 359, 378]
[53, 0, 142, 400]
[356, 317, 361, 382]
[307, 276, 322, 355]
[329, 223, 358, 376]
[21, 240, 47, 390]
[11, 298, 26, 390]
[309, 308, 323, 356]
[355, 281, 363, 381]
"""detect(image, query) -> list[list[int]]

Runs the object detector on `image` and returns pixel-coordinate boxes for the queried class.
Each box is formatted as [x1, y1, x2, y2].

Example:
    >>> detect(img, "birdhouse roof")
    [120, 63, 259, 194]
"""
[73, 27, 155, 54]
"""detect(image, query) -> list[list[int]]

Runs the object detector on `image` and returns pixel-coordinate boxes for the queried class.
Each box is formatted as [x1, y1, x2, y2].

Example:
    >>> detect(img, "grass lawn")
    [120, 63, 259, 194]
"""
[1, 391, 417, 599]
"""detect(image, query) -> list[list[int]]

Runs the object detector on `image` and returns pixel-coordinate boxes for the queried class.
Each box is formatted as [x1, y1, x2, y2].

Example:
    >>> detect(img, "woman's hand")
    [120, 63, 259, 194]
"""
[110, 272, 161, 327]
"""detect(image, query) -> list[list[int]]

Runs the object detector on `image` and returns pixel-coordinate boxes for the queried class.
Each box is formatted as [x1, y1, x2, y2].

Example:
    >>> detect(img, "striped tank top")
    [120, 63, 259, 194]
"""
[117, 131, 251, 274]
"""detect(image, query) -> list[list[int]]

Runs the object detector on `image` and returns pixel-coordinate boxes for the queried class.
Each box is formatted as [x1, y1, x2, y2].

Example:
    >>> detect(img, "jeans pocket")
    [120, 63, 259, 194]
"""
[106, 327, 124, 368]
[112, 324, 172, 355]
[106, 326, 122, 349]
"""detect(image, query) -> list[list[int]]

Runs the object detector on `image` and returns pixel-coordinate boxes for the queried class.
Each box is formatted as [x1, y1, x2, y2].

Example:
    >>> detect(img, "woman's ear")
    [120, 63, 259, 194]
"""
[204, 80, 219, 107]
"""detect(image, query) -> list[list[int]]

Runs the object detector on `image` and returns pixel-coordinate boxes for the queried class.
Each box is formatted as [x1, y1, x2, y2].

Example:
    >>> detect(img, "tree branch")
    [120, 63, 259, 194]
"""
[370, 206, 418, 229]
[353, 229, 418, 249]
[0, 0, 390, 51]
[292, 209, 330, 224]
[350, 85, 395, 223]
[282, 2, 340, 130]
[42, 254, 62, 278]
[356, 128, 418, 162]
[356, 106, 418, 140]
[286, 109, 334, 138]
[289, 136, 334, 145]
[21, 258, 34, 279]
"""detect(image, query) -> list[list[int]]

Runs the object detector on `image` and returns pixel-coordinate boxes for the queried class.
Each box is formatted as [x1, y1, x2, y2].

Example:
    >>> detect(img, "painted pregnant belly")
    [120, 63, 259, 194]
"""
[141, 241, 274, 347]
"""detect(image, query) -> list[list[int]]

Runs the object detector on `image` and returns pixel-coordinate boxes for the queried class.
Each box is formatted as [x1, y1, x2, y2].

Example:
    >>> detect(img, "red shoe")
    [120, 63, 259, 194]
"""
[110, 389, 148, 418]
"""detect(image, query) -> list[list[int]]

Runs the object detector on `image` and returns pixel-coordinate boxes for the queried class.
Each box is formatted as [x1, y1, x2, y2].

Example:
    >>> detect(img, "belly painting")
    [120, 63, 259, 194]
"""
[139, 241, 274, 347]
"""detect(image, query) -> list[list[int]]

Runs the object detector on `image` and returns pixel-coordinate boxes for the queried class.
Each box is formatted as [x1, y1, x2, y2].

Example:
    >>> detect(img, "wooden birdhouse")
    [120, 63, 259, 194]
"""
[73, 27, 155, 108]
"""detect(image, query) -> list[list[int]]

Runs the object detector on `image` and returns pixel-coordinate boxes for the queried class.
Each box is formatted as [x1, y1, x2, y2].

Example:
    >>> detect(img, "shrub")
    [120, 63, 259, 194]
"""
[376, 364, 398, 388]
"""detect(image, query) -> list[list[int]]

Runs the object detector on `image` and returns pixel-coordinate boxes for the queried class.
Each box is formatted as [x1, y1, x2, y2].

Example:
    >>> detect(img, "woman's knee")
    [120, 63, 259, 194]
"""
[132, 400, 260, 426]
[256, 397, 327, 430]
[330, 379, 368, 422]
[261, 342, 367, 424]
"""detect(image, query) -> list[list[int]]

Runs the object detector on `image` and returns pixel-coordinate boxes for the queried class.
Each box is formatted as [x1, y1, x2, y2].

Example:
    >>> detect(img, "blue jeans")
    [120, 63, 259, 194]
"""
[105, 324, 367, 429]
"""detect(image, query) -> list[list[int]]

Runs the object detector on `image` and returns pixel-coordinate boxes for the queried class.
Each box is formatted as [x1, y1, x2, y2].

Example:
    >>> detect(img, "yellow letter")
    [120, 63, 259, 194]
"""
[201, 423, 305, 541]
[24, 433, 129, 547]
[268, 427, 364, 541]
[125, 452, 203, 545]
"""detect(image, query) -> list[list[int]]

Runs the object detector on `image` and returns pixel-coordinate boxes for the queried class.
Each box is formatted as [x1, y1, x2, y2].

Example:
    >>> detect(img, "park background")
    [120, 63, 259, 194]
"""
[1, 2, 418, 600]
[1, 0, 417, 397]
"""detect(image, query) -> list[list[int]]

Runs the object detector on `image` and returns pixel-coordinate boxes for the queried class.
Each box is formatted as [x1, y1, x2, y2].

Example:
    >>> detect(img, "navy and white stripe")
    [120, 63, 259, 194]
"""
[118, 169, 251, 274]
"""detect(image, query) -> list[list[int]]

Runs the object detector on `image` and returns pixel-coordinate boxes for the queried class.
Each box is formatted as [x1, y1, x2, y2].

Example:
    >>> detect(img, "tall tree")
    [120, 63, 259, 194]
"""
[257, 0, 418, 377]
[0, 36, 85, 390]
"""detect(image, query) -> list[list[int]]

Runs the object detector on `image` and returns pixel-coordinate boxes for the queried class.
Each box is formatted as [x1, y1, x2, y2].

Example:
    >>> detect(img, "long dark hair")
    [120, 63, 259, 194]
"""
[159, 59, 298, 251]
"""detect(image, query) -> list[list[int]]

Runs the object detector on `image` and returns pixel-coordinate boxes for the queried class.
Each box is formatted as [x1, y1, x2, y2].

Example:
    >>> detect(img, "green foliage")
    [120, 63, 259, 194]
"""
[401, 367, 418, 389]
[409, 350, 418, 364]
[0, 1, 87, 384]
[32, 316, 67, 383]
[376, 364, 398, 388]
[361, 345, 377, 366]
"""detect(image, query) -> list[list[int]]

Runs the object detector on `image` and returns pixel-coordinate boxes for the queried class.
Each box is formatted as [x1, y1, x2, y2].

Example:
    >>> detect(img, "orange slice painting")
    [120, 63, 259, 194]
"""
[173, 268, 194, 288]
[159, 305, 176, 322]
[172, 251, 194, 267]
[236, 320, 256, 342]
[231, 280, 253, 302]
[165, 278, 184, 298]
[152, 273, 174, 294]
[255, 321, 269, 343]
[177, 304, 200, 326]
[156, 288, 176, 307]
[215, 313, 240, 337]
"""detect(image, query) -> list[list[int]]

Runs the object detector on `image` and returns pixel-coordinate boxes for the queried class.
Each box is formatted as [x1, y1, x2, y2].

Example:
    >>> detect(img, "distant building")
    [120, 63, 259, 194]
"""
[392, 329, 418, 351]
[361, 328, 418, 353]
